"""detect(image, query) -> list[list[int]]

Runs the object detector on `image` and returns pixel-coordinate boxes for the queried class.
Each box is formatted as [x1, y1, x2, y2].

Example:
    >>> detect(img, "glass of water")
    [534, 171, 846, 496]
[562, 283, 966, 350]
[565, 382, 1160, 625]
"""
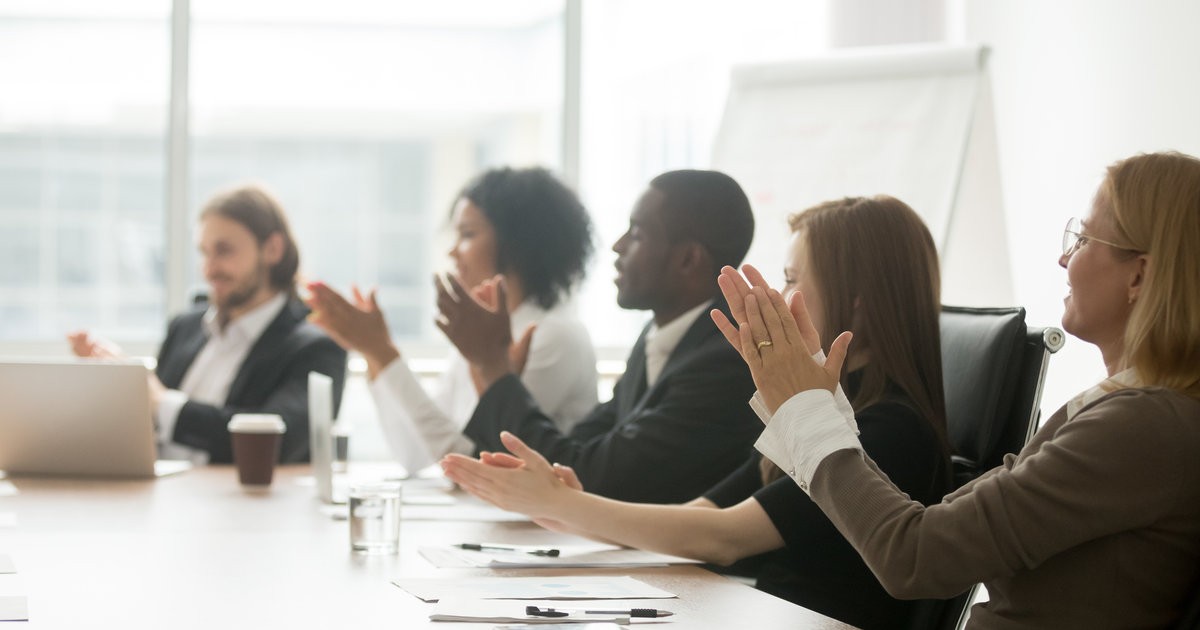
[348, 482, 402, 554]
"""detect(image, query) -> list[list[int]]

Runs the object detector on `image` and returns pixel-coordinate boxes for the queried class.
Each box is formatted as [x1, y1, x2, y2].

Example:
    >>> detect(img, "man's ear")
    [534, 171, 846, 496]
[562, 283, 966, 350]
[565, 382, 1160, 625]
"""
[673, 242, 712, 277]
[262, 232, 285, 266]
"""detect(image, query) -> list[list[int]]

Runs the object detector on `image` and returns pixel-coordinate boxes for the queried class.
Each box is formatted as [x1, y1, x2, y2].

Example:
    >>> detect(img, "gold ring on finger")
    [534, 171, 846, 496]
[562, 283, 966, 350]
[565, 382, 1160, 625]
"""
[756, 340, 773, 350]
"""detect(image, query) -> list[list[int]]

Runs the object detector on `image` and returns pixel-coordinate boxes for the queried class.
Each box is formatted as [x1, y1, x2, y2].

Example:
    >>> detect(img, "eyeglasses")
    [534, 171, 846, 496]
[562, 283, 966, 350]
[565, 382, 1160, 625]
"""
[1062, 217, 1142, 257]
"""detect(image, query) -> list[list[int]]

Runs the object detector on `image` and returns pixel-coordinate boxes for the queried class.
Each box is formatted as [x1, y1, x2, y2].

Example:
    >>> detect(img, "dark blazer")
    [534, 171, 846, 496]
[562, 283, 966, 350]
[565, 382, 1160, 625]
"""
[154, 296, 347, 464]
[464, 298, 760, 504]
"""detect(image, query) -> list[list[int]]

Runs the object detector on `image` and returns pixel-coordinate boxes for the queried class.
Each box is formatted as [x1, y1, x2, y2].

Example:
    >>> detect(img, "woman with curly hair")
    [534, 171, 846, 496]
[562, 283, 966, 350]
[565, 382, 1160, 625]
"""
[308, 167, 597, 473]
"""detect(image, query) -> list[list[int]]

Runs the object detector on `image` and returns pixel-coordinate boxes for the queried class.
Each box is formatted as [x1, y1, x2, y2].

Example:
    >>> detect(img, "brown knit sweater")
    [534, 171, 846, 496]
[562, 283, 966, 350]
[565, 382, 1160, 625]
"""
[811, 387, 1200, 629]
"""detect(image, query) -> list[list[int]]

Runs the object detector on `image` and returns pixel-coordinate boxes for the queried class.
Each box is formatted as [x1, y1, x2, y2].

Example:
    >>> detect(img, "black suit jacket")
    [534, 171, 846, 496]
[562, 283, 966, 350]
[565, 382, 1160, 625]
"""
[155, 296, 347, 464]
[464, 298, 760, 504]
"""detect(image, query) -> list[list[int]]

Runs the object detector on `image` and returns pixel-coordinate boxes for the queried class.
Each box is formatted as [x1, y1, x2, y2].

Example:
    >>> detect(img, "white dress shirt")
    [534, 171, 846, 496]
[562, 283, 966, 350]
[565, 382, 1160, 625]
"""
[642, 301, 711, 387]
[1065, 368, 1141, 420]
[368, 300, 598, 473]
[156, 292, 288, 462]
[751, 350, 861, 494]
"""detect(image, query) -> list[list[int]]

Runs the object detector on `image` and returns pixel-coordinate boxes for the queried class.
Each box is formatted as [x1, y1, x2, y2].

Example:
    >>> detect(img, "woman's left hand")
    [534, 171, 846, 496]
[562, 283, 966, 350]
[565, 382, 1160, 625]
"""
[440, 431, 574, 519]
[711, 264, 852, 415]
[435, 274, 518, 391]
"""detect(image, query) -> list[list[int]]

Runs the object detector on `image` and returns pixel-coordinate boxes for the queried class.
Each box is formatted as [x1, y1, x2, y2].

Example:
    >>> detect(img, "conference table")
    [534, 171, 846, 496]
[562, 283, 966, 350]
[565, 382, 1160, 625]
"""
[0, 465, 856, 629]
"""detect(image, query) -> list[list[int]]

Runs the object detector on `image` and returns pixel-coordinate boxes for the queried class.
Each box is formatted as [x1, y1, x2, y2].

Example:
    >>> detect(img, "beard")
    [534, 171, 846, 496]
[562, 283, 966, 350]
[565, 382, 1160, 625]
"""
[213, 261, 271, 315]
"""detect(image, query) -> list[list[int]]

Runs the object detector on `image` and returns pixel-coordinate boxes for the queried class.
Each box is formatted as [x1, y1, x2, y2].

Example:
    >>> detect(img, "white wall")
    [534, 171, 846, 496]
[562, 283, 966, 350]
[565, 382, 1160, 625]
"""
[959, 0, 1200, 414]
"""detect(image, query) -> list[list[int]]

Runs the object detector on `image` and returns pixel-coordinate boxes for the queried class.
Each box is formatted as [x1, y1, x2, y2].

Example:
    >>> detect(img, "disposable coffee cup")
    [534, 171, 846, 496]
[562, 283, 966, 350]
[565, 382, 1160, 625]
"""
[227, 414, 286, 488]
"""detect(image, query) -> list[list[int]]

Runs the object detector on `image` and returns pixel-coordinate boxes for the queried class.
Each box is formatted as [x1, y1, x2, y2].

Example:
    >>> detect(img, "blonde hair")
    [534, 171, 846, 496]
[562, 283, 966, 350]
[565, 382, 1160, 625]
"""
[1104, 152, 1200, 397]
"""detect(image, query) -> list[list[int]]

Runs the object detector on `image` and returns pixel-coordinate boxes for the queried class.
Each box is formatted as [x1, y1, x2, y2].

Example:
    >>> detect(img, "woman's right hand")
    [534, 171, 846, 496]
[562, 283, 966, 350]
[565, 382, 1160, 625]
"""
[710, 265, 822, 357]
[474, 449, 583, 534]
[305, 281, 399, 379]
[481, 450, 583, 491]
[710, 264, 850, 415]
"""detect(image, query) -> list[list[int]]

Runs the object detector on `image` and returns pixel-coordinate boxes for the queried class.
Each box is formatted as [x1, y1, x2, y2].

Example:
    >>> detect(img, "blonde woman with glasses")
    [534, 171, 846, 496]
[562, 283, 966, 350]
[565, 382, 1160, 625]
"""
[724, 151, 1200, 628]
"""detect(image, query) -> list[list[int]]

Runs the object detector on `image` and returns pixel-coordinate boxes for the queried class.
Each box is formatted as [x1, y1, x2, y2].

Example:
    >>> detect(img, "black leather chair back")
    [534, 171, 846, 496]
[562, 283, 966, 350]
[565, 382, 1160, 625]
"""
[1173, 578, 1200, 630]
[939, 306, 1064, 487]
[906, 306, 1063, 630]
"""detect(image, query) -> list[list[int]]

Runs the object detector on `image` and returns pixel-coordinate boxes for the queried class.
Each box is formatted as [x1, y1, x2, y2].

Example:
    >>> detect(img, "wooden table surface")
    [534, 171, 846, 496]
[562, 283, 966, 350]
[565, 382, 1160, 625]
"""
[0, 465, 857, 629]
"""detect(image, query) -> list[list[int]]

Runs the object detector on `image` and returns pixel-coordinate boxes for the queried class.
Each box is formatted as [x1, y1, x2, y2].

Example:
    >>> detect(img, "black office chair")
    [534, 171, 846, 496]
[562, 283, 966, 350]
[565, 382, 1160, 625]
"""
[906, 306, 1064, 630]
[940, 306, 1065, 486]
[1173, 579, 1200, 630]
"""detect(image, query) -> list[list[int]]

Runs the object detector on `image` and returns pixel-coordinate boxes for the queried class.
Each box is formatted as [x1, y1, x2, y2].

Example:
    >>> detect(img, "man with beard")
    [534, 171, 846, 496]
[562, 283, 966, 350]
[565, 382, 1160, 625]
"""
[68, 185, 346, 463]
[435, 170, 761, 503]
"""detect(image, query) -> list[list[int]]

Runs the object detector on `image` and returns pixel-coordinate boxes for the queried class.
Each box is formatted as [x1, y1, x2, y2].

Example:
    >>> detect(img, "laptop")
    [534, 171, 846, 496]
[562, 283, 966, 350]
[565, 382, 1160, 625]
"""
[308, 371, 346, 503]
[0, 359, 190, 478]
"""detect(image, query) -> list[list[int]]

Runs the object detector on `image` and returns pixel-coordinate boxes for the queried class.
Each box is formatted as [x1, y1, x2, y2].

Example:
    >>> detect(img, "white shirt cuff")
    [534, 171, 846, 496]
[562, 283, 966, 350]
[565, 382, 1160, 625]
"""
[749, 385, 857, 433]
[747, 348, 858, 435]
[832, 384, 858, 435]
[754, 389, 862, 495]
[748, 391, 772, 424]
[370, 358, 475, 471]
[809, 349, 858, 434]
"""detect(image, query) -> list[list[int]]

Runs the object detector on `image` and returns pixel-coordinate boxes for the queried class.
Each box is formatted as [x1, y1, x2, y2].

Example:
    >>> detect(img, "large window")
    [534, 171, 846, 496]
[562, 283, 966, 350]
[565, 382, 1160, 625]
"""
[1, 0, 828, 356]
[187, 1, 564, 343]
[0, 0, 564, 351]
[575, 0, 826, 348]
[0, 2, 169, 344]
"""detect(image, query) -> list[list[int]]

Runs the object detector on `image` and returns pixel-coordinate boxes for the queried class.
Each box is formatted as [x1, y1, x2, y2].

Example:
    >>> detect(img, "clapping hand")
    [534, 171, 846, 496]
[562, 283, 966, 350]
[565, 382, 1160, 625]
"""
[479, 450, 583, 491]
[67, 330, 170, 411]
[436, 274, 535, 393]
[709, 264, 851, 415]
[305, 281, 399, 378]
[469, 277, 536, 379]
[441, 431, 577, 522]
[473, 445, 583, 533]
[66, 330, 123, 360]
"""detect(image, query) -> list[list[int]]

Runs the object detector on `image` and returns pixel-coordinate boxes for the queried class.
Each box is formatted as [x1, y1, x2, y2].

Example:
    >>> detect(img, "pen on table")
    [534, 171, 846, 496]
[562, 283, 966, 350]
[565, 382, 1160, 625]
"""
[526, 605, 674, 618]
[457, 543, 561, 557]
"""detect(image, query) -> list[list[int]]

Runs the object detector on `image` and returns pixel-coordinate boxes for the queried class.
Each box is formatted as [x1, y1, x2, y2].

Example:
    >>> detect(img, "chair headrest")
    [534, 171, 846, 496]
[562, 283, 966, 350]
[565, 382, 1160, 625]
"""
[940, 306, 1026, 466]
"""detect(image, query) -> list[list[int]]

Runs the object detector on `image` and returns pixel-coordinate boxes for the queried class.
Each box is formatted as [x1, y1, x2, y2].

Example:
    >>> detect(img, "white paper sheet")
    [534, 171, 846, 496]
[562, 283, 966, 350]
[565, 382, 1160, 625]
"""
[318, 492, 464, 521]
[492, 619, 624, 624]
[0, 596, 28, 621]
[401, 493, 456, 506]
[404, 503, 530, 522]
[418, 543, 702, 569]
[396, 575, 674, 603]
[429, 599, 628, 624]
[0, 554, 15, 574]
[0, 513, 15, 528]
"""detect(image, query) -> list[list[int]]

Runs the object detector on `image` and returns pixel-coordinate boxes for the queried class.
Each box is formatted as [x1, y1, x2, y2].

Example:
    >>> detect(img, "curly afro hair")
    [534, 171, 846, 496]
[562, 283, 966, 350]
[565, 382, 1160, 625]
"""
[458, 167, 595, 309]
